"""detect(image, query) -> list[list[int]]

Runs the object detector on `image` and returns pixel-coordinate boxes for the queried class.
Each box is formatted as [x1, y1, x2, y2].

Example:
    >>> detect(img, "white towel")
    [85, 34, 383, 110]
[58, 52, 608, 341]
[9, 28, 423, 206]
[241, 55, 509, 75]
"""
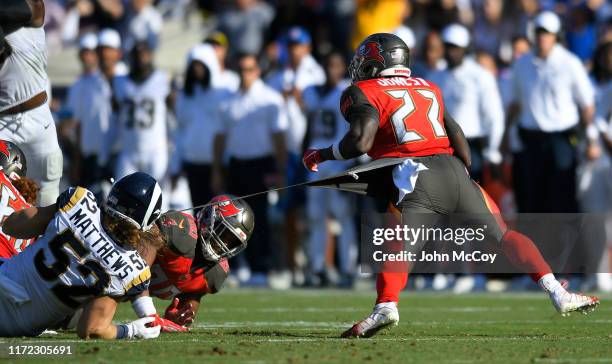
[392, 159, 428, 204]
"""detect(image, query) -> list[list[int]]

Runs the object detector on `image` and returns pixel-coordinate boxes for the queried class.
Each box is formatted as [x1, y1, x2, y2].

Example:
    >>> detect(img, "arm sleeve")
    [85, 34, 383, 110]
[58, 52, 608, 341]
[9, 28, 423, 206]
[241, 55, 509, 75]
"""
[479, 73, 505, 164]
[339, 85, 380, 124]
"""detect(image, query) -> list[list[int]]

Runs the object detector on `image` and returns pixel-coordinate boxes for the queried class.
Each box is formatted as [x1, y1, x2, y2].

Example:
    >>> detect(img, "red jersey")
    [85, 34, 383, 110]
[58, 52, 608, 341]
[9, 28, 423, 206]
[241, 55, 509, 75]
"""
[149, 211, 229, 299]
[341, 76, 453, 159]
[0, 173, 34, 258]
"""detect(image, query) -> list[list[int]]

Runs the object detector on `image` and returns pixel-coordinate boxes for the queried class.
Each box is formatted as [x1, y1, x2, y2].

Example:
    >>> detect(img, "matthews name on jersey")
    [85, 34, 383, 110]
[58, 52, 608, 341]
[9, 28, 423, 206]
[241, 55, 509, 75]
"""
[0, 187, 150, 336]
[149, 210, 229, 300]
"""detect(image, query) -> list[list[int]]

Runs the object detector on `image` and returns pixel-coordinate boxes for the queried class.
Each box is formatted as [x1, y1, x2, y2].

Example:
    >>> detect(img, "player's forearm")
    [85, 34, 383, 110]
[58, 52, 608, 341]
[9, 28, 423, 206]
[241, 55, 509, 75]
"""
[3, 204, 56, 239]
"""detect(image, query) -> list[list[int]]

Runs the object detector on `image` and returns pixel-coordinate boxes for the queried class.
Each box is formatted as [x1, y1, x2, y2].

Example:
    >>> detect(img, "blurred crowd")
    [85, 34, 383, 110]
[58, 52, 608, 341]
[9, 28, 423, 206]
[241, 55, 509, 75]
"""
[45, 0, 612, 291]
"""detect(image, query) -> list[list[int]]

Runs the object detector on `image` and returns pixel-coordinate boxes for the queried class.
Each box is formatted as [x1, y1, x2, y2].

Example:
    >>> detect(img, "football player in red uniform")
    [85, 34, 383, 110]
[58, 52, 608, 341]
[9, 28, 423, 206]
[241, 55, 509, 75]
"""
[129, 195, 254, 330]
[0, 140, 39, 259]
[302, 33, 599, 338]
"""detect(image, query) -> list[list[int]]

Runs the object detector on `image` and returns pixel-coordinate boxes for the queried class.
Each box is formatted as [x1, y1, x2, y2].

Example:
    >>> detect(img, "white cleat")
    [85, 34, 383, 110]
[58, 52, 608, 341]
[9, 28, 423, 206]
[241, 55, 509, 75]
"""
[551, 291, 600, 316]
[341, 302, 399, 338]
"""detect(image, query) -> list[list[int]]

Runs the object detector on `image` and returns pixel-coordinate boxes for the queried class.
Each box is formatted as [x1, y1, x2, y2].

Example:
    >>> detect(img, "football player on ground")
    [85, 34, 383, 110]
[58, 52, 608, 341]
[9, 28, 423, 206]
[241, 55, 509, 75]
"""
[0, 140, 39, 258]
[0, 0, 64, 205]
[129, 195, 254, 329]
[302, 33, 600, 338]
[0, 172, 164, 339]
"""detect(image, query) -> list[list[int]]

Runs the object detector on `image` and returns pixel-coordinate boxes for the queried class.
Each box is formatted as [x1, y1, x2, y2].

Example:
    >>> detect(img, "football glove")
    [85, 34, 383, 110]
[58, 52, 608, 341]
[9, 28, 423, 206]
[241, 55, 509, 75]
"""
[164, 297, 196, 327]
[147, 314, 189, 333]
[302, 149, 325, 172]
[128, 316, 161, 339]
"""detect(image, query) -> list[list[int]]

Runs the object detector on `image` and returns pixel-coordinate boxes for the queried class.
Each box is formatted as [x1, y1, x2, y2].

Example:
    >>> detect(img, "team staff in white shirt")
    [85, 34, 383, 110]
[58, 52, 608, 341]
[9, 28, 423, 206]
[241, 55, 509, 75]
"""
[430, 24, 505, 182]
[508, 11, 596, 213]
[0, 0, 63, 206]
[213, 53, 288, 277]
[171, 45, 233, 208]
[204, 31, 240, 92]
[64, 34, 113, 189]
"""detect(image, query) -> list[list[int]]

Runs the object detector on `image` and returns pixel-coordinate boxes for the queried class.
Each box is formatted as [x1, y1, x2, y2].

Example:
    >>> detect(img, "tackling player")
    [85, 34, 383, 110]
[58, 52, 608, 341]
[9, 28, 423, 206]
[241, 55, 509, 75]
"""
[302, 33, 600, 338]
[0, 172, 164, 339]
[130, 195, 254, 328]
[0, 140, 39, 258]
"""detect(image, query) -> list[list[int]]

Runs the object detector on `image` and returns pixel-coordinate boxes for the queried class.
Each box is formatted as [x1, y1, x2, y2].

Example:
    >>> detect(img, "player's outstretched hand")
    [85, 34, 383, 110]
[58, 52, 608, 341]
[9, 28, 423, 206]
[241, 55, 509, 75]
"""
[148, 313, 189, 333]
[303, 149, 324, 172]
[164, 297, 195, 327]
[129, 316, 161, 339]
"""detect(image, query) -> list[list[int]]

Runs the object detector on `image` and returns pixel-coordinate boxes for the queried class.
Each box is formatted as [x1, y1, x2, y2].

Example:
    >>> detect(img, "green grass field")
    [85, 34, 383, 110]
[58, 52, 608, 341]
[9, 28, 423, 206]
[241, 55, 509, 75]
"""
[2, 289, 611, 364]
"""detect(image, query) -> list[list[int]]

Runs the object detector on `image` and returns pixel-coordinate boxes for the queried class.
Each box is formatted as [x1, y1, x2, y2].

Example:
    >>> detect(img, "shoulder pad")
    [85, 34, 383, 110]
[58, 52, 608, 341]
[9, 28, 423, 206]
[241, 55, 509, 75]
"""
[57, 186, 89, 213]
[157, 211, 198, 258]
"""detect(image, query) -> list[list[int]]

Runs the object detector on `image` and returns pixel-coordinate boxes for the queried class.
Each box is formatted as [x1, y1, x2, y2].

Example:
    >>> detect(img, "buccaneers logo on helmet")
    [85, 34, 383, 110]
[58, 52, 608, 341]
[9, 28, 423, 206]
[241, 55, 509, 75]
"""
[358, 41, 385, 65]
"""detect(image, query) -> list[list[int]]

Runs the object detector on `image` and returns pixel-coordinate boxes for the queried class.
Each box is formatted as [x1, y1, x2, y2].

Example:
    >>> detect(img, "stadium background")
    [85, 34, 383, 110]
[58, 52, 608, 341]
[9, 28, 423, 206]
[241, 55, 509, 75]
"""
[43, 0, 612, 292]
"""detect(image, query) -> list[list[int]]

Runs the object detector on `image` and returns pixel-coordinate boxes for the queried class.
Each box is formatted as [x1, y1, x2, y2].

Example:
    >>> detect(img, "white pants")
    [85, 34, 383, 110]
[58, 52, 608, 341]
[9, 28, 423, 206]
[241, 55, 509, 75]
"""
[306, 187, 357, 274]
[0, 104, 62, 206]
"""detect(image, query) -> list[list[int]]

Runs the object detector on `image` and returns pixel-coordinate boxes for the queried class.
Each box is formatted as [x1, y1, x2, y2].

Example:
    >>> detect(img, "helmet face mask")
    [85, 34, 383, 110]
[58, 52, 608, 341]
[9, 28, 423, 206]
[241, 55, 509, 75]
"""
[196, 195, 254, 263]
[0, 140, 27, 181]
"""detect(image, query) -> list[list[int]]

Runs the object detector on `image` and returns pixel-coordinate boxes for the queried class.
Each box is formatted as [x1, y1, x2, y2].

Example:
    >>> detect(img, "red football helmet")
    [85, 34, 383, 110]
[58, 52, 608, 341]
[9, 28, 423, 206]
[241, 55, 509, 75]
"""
[195, 195, 254, 262]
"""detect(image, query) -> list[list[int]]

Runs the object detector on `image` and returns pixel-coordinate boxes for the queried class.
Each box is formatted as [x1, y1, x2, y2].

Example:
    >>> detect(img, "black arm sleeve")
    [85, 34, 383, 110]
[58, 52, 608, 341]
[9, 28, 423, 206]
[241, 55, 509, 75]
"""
[0, 0, 33, 27]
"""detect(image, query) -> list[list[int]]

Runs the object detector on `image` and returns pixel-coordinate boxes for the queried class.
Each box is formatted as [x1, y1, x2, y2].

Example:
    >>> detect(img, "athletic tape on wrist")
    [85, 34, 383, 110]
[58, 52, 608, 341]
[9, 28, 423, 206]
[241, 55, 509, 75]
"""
[131, 296, 156, 318]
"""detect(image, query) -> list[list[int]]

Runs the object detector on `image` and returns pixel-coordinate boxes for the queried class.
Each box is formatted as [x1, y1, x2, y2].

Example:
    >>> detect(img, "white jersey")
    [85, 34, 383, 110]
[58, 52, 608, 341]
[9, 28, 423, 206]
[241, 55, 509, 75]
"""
[0, 27, 48, 111]
[302, 81, 352, 177]
[0, 187, 150, 336]
[114, 70, 169, 154]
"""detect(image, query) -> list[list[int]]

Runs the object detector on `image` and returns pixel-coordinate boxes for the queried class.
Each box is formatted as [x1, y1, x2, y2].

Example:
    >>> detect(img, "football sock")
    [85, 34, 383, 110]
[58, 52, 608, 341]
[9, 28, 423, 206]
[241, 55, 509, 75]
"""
[538, 273, 565, 296]
[500, 230, 552, 283]
[376, 272, 408, 304]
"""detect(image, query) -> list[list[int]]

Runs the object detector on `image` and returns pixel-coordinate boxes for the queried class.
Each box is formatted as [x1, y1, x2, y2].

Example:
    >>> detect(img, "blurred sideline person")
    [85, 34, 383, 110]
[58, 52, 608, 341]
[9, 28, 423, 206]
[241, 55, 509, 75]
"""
[96, 28, 127, 182]
[0, 0, 63, 205]
[204, 31, 240, 92]
[110, 41, 170, 183]
[213, 53, 288, 283]
[508, 11, 596, 213]
[302, 52, 356, 287]
[430, 24, 504, 184]
[132, 195, 254, 328]
[267, 27, 325, 279]
[171, 46, 232, 209]
[0, 141, 39, 258]
[63, 33, 112, 190]
[0, 172, 164, 339]
[303, 33, 599, 339]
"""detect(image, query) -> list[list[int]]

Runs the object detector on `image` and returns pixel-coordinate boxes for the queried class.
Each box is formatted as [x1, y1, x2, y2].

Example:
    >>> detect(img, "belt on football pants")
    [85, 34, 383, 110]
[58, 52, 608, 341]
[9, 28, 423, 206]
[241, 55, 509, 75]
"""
[0, 90, 48, 116]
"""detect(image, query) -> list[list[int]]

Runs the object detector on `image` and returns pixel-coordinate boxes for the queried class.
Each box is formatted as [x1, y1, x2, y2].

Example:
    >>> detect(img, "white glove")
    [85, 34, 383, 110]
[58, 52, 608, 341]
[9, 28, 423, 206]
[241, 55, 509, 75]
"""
[127, 316, 161, 339]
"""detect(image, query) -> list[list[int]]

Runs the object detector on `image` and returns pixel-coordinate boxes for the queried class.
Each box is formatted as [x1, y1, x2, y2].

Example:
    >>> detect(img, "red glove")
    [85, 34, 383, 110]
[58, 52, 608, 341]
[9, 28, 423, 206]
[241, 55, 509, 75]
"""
[164, 297, 195, 327]
[302, 149, 325, 172]
[147, 313, 189, 333]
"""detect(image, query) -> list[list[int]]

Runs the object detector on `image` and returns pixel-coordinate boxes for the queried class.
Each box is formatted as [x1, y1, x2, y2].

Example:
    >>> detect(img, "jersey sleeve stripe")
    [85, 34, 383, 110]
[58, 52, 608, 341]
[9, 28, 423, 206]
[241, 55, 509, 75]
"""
[59, 187, 86, 212]
[124, 267, 151, 293]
